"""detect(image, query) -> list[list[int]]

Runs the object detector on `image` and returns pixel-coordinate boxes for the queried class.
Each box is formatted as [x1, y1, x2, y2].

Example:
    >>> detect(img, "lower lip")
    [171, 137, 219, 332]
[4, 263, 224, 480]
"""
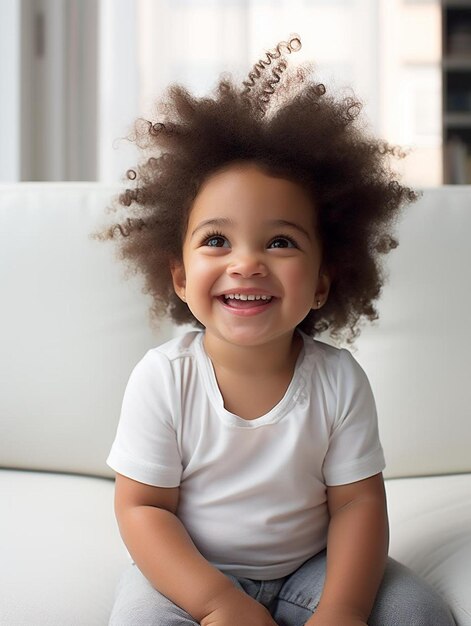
[217, 297, 276, 317]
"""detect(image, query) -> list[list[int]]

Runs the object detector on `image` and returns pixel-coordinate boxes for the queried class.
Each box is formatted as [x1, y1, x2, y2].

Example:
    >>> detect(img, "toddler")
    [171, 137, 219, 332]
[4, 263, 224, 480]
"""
[100, 36, 455, 626]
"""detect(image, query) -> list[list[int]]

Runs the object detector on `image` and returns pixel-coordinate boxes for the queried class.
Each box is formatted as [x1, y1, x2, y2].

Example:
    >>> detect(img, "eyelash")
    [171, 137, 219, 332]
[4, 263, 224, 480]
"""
[201, 230, 226, 245]
[200, 231, 299, 249]
[272, 233, 299, 248]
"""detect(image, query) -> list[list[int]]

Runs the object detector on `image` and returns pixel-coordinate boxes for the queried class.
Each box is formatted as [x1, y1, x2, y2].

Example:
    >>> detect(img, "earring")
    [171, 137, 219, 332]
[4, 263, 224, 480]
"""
[316, 299, 321, 309]
[181, 294, 186, 302]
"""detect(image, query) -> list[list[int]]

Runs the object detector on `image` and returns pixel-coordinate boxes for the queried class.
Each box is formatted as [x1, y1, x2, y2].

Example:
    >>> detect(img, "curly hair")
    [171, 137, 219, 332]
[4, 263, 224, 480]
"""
[93, 35, 419, 344]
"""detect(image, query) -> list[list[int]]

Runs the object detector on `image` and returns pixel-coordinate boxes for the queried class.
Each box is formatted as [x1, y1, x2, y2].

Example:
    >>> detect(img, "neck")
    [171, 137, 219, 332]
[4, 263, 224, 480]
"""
[202, 331, 302, 378]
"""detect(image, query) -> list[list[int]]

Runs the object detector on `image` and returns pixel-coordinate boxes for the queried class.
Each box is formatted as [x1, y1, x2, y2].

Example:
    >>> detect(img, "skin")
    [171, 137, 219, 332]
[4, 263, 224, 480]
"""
[116, 162, 389, 626]
[171, 162, 330, 419]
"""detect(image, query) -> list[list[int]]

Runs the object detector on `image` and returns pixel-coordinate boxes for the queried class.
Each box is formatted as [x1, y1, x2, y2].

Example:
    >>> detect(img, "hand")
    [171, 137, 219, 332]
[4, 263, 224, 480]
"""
[305, 605, 368, 626]
[200, 585, 278, 626]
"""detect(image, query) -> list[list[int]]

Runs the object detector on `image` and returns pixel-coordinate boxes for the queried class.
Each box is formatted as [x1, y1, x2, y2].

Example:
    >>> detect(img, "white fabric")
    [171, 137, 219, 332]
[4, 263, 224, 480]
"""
[386, 474, 471, 626]
[0, 470, 131, 626]
[0, 183, 175, 477]
[352, 186, 471, 478]
[107, 329, 385, 579]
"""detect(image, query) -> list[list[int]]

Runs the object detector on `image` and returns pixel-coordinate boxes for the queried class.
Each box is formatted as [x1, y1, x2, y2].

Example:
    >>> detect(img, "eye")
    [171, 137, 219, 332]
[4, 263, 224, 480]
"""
[201, 231, 229, 248]
[268, 235, 298, 249]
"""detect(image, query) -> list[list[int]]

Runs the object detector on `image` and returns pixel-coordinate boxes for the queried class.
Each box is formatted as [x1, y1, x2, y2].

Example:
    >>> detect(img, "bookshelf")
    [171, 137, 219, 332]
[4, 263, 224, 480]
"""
[442, 0, 471, 183]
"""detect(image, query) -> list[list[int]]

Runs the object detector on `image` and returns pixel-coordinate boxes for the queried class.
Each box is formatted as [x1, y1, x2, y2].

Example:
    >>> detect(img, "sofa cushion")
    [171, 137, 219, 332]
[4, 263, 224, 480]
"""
[386, 473, 471, 625]
[1, 470, 130, 626]
[2, 470, 469, 625]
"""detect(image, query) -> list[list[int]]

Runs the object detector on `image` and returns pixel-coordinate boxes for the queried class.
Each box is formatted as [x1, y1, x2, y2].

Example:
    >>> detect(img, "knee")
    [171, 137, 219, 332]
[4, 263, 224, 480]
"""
[108, 564, 199, 626]
[405, 589, 456, 626]
[370, 559, 456, 626]
[109, 594, 198, 626]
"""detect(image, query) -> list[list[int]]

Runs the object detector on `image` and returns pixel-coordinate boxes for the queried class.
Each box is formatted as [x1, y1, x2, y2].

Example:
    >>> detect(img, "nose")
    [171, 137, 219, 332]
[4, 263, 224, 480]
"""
[226, 250, 268, 278]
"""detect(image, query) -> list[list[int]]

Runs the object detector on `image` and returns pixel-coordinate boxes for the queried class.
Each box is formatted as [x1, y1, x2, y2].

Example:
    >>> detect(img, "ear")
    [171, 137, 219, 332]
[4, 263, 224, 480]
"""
[170, 261, 186, 302]
[312, 269, 331, 310]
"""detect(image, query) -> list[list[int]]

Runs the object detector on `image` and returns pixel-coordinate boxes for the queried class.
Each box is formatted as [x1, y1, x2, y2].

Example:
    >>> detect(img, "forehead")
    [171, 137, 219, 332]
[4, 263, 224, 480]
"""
[189, 163, 316, 223]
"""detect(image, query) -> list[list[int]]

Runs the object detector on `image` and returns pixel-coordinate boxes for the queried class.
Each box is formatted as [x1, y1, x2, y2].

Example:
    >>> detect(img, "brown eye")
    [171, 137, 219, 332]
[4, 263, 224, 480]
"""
[269, 236, 297, 249]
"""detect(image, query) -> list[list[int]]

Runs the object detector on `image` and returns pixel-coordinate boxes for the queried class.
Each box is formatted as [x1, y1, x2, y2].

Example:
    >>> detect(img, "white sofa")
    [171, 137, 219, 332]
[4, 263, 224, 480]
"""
[1, 183, 470, 626]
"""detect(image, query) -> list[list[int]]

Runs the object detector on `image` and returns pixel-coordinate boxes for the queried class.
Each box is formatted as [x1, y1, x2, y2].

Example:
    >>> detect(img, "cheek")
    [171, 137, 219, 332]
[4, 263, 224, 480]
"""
[184, 254, 220, 288]
[283, 259, 316, 286]
[281, 260, 318, 306]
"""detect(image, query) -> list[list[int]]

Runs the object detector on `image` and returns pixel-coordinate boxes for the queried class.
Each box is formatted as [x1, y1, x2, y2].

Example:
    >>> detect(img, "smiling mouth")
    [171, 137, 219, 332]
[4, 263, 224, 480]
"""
[218, 294, 275, 308]
[224, 293, 272, 301]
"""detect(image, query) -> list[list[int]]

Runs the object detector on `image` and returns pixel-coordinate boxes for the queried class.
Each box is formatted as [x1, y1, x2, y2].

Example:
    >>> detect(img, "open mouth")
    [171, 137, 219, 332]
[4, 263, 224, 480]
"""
[218, 294, 274, 309]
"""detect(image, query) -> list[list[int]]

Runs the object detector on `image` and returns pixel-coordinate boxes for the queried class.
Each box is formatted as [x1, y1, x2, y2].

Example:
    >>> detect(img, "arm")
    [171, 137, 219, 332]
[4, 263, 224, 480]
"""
[306, 473, 389, 626]
[114, 473, 277, 625]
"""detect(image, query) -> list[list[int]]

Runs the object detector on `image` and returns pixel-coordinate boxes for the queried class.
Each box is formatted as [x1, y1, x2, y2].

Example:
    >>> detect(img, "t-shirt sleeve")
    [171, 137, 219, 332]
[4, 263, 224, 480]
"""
[106, 350, 182, 488]
[322, 349, 386, 486]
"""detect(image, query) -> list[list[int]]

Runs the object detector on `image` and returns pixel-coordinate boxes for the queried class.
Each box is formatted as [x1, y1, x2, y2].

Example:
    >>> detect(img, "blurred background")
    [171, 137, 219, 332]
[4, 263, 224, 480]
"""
[2, 0, 471, 187]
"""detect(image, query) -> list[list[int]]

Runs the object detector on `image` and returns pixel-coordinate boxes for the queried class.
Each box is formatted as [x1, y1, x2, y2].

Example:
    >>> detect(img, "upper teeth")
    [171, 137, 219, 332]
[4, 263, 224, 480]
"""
[224, 294, 272, 301]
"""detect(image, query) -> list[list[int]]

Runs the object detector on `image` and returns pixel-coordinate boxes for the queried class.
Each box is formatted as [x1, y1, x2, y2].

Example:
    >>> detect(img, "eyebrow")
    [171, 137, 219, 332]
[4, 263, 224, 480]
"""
[191, 218, 234, 238]
[191, 217, 312, 240]
[269, 219, 312, 241]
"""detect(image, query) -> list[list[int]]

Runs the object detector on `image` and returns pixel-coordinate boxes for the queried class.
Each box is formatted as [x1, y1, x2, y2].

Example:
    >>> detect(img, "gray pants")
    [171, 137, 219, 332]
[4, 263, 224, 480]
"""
[109, 550, 456, 626]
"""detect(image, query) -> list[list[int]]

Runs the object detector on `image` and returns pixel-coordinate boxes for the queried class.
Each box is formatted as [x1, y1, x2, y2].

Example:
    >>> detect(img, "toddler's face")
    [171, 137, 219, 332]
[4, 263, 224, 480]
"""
[171, 162, 330, 349]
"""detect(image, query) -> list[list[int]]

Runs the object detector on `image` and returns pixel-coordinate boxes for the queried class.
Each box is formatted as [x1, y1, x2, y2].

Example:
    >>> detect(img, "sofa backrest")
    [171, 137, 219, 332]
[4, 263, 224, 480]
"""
[353, 186, 471, 479]
[1, 183, 470, 480]
[0, 184, 175, 478]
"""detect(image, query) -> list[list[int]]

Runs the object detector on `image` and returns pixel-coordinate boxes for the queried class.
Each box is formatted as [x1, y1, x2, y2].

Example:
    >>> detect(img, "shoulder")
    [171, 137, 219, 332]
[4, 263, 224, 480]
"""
[148, 329, 202, 359]
[299, 332, 371, 393]
[299, 331, 354, 371]
[126, 330, 203, 390]
[137, 330, 202, 368]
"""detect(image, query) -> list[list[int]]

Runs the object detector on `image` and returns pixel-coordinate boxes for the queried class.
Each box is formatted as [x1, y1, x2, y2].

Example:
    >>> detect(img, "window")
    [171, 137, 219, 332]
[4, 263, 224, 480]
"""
[1, 0, 441, 185]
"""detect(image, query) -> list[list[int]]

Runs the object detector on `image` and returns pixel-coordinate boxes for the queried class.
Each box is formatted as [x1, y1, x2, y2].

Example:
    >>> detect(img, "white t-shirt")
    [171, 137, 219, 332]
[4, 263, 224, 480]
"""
[107, 329, 385, 580]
